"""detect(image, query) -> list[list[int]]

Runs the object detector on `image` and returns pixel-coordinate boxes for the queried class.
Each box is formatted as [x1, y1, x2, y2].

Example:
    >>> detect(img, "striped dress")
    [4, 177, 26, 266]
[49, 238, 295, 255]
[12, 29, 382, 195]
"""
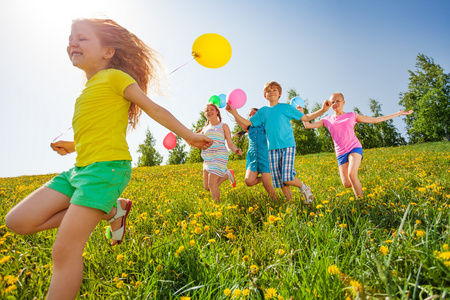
[201, 123, 228, 176]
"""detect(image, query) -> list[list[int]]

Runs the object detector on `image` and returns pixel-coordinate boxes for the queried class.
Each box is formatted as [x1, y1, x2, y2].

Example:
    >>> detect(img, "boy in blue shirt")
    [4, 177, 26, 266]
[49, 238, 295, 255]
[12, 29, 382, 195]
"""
[226, 81, 331, 203]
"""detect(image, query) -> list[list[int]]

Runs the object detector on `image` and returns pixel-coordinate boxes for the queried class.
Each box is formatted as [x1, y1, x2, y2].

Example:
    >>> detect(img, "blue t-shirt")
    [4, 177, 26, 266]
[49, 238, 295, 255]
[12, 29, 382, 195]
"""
[250, 103, 304, 150]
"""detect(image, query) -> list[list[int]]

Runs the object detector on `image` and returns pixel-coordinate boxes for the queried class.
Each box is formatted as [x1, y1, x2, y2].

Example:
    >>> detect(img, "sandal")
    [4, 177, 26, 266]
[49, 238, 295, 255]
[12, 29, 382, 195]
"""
[106, 198, 132, 245]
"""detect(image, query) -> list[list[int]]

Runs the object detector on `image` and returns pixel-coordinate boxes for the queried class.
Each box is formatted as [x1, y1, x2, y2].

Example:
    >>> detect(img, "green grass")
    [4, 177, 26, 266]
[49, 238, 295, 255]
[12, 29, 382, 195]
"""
[1, 142, 449, 299]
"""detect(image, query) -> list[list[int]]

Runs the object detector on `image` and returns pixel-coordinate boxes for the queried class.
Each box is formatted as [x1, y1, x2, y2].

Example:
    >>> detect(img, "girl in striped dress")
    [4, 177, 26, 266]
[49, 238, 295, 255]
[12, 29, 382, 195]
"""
[200, 103, 243, 202]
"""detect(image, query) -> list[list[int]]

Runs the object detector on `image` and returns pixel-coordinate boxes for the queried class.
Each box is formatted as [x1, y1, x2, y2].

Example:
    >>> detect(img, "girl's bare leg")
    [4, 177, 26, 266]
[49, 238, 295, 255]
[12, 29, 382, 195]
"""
[5, 186, 71, 235]
[348, 153, 363, 197]
[47, 204, 104, 300]
[244, 170, 262, 187]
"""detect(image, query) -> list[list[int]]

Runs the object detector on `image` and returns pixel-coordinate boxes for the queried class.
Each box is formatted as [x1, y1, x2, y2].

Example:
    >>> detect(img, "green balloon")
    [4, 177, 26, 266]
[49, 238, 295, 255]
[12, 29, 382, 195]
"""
[208, 95, 221, 108]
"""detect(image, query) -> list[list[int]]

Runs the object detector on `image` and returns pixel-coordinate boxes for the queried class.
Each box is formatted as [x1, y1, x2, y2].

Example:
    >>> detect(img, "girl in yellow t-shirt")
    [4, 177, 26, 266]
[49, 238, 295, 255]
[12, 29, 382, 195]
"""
[5, 18, 212, 300]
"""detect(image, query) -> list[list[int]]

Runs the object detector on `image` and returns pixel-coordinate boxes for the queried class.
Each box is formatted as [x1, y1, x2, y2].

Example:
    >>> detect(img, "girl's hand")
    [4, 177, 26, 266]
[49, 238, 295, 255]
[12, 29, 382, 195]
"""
[399, 110, 414, 116]
[236, 148, 243, 156]
[50, 141, 75, 156]
[322, 100, 332, 111]
[297, 106, 305, 113]
[186, 133, 213, 150]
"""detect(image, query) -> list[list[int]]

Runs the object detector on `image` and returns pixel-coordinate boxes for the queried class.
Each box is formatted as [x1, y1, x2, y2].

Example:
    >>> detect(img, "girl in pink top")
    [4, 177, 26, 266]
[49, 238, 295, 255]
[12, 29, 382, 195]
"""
[301, 92, 413, 198]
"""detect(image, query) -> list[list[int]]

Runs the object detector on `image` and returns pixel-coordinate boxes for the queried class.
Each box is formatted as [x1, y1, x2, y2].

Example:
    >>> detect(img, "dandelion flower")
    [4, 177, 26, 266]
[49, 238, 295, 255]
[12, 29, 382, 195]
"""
[208, 239, 216, 243]
[415, 230, 426, 237]
[232, 289, 241, 299]
[379, 245, 389, 256]
[224, 288, 232, 296]
[265, 287, 277, 299]
[268, 215, 277, 223]
[190, 240, 195, 247]
[250, 264, 259, 274]
[116, 281, 125, 288]
[327, 265, 340, 275]
[437, 252, 450, 260]
[242, 289, 250, 296]
[116, 254, 124, 261]
[242, 255, 249, 262]
[180, 297, 191, 300]
[0, 256, 12, 264]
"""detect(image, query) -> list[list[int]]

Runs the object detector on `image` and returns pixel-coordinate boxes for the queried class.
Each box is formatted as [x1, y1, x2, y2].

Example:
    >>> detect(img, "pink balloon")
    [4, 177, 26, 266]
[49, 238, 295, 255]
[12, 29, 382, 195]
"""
[163, 132, 177, 150]
[227, 88, 247, 109]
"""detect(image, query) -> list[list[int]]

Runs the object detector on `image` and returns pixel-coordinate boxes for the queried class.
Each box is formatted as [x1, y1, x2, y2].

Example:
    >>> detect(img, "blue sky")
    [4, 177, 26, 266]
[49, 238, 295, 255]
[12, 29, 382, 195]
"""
[0, 0, 449, 178]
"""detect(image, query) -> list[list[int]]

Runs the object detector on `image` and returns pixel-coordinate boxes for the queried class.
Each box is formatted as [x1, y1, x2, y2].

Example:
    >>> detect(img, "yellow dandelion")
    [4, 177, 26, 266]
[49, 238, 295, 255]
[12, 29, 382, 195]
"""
[224, 288, 232, 296]
[248, 207, 254, 212]
[438, 252, 450, 260]
[232, 289, 241, 299]
[443, 244, 449, 251]
[180, 297, 191, 300]
[385, 240, 393, 244]
[250, 264, 259, 274]
[116, 281, 125, 288]
[0, 256, 12, 264]
[204, 225, 210, 231]
[350, 280, 362, 295]
[380, 245, 389, 256]
[189, 240, 195, 247]
[265, 287, 277, 299]
[2, 285, 17, 294]
[208, 239, 216, 243]
[194, 227, 202, 234]
[415, 220, 422, 225]
[415, 230, 426, 237]
[242, 255, 249, 262]
[242, 289, 250, 296]
[268, 215, 277, 223]
[327, 265, 340, 275]
[116, 254, 124, 261]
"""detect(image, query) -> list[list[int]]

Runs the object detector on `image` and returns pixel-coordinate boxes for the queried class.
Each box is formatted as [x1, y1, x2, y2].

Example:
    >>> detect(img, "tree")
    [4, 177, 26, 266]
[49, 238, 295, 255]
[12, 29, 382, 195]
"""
[287, 88, 321, 155]
[369, 99, 406, 147]
[167, 135, 187, 165]
[399, 53, 450, 142]
[186, 110, 207, 163]
[136, 127, 163, 167]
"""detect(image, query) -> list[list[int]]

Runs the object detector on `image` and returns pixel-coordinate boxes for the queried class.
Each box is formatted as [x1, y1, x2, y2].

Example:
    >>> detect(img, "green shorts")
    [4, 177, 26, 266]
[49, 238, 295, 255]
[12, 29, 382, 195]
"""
[45, 160, 132, 213]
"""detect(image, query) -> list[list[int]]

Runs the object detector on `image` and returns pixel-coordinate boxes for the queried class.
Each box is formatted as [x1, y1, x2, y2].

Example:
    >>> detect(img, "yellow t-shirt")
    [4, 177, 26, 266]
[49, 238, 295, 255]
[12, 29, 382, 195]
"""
[72, 69, 136, 167]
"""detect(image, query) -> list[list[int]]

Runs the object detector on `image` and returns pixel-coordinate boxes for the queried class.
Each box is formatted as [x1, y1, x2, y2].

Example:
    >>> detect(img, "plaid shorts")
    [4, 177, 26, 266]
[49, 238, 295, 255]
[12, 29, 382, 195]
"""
[268, 147, 296, 188]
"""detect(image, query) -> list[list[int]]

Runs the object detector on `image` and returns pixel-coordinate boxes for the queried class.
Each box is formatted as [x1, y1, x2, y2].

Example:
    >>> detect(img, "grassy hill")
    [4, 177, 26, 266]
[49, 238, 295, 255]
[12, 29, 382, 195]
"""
[1, 142, 449, 299]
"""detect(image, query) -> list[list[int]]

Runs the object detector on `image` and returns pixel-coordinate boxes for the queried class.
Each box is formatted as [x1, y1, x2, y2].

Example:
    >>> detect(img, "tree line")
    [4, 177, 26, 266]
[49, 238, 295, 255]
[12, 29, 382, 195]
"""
[137, 53, 449, 167]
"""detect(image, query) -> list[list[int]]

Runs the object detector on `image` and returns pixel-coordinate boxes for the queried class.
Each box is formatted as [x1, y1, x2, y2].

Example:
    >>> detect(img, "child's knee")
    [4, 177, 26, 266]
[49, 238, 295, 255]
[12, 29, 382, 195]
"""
[244, 178, 254, 186]
[5, 211, 29, 235]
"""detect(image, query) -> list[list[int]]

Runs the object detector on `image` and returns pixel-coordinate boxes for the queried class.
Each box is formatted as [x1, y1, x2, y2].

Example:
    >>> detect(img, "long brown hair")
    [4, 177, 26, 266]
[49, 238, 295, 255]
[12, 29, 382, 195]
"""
[74, 18, 163, 129]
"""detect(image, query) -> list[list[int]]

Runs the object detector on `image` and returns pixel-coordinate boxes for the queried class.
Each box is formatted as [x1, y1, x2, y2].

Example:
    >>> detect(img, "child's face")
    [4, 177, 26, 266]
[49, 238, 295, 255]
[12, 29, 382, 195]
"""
[67, 22, 112, 78]
[248, 109, 258, 117]
[204, 105, 219, 119]
[264, 86, 281, 101]
[330, 94, 345, 112]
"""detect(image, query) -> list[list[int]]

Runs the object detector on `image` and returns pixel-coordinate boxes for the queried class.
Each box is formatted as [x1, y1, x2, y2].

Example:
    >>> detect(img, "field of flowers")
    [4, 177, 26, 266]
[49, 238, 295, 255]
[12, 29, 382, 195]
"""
[1, 142, 449, 299]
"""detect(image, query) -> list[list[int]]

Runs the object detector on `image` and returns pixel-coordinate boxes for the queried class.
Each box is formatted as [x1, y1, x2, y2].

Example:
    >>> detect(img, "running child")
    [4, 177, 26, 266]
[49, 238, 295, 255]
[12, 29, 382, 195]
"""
[5, 18, 212, 300]
[200, 103, 243, 202]
[226, 81, 331, 203]
[234, 108, 292, 201]
[301, 92, 413, 197]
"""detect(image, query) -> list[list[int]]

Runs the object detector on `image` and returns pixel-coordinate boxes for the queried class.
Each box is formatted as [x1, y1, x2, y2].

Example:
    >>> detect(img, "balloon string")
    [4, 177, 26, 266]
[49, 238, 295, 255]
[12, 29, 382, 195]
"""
[52, 127, 72, 142]
[53, 56, 198, 141]
[150, 56, 197, 88]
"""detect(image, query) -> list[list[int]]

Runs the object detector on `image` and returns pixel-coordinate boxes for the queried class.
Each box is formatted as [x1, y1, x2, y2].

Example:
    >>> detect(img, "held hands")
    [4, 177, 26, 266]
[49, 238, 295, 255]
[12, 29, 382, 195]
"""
[50, 141, 75, 156]
[186, 133, 213, 150]
[235, 148, 243, 156]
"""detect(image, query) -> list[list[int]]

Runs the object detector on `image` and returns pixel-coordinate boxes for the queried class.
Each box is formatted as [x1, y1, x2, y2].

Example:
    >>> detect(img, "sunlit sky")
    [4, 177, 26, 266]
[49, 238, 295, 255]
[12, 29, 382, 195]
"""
[1, 0, 449, 178]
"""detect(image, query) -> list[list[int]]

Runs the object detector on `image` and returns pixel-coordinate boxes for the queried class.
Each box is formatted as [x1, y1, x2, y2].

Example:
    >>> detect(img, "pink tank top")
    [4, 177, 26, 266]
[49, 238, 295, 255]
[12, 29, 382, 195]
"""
[322, 112, 362, 156]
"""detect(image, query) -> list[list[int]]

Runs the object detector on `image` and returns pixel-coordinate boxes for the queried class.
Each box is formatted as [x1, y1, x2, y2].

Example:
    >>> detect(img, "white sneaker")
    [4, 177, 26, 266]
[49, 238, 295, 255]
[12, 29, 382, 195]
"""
[226, 169, 236, 187]
[301, 184, 314, 204]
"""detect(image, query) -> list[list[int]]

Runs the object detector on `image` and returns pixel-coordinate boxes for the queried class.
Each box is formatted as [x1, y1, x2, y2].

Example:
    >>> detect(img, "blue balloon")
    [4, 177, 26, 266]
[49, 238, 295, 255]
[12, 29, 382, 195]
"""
[290, 96, 304, 108]
[218, 93, 227, 108]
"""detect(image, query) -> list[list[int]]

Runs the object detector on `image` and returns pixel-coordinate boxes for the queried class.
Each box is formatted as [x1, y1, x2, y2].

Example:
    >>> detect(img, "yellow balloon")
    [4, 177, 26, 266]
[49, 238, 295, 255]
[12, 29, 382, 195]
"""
[192, 33, 232, 69]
